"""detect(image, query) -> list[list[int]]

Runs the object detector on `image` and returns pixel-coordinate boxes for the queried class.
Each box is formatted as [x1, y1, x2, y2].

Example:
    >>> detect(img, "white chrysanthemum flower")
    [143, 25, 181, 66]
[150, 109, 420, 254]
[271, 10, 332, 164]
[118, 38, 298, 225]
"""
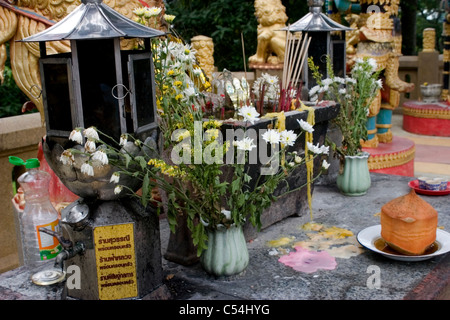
[262, 129, 281, 145]
[110, 172, 120, 184]
[322, 159, 331, 170]
[334, 77, 345, 84]
[376, 79, 383, 89]
[338, 88, 346, 95]
[234, 137, 256, 151]
[69, 128, 83, 144]
[183, 87, 196, 98]
[307, 142, 329, 155]
[322, 78, 333, 86]
[133, 7, 146, 17]
[81, 162, 94, 176]
[237, 106, 260, 124]
[114, 185, 123, 195]
[367, 58, 377, 72]
[192, 67, 202, 77]
[294, 155, 303, 164]
[345, 77, 356, 85]
[145, 7, 162, 17]
[164, 14, 176, 23]
[83, 127, 99, 141]
[91, 150, 108, 165]
[297, 119, 314, 133]
[84, 139, 96, 153]
[309, 85, 320, 97]
[59, 149, 74, 166]
[119, 134, 128, 146]
[280, 130, 297, 147]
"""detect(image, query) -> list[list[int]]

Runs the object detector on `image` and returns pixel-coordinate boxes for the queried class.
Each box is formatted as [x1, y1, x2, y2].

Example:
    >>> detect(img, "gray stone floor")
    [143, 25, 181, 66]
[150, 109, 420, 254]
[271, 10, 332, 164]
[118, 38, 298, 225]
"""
[1, 173, 449, 301]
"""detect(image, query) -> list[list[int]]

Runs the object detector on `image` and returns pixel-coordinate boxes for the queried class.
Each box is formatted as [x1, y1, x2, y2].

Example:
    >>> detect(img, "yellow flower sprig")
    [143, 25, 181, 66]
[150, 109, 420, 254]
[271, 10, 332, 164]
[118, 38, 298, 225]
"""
[148, 159, 186, 178]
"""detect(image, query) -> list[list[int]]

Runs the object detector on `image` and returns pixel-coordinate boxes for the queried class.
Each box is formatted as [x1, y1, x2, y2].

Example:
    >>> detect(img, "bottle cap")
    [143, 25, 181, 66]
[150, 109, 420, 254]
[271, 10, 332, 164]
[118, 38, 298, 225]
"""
[8, 156, 40, 169]
[25, 158, 40, 169]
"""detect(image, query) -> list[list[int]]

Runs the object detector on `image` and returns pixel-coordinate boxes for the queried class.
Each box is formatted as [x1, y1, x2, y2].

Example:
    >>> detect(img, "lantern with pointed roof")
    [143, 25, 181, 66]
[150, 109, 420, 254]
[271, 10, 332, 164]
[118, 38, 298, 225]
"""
[22, 0, 165, 141]
[283, 0, 351, 90]
[21, 0, 165, 200]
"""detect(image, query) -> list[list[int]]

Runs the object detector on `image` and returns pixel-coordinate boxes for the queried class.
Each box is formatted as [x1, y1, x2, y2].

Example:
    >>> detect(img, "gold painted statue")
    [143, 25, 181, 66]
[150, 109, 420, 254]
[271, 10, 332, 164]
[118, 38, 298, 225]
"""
[0, 0, 165, 121]
[248, 0, 288, 66]
[331, 0, 414, 146]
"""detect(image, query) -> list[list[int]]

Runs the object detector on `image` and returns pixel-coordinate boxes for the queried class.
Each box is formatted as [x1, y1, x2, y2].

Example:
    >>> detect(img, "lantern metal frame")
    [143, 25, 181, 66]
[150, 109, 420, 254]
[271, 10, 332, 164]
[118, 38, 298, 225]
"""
[283, 0, 352, 89]
[22, 0, 165, 140]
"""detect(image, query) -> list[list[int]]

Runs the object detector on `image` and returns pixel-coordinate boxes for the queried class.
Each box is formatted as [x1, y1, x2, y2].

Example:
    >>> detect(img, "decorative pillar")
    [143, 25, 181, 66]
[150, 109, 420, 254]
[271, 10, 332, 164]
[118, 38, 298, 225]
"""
[191, 35, 215, 81]
[442, 2, 450, 100]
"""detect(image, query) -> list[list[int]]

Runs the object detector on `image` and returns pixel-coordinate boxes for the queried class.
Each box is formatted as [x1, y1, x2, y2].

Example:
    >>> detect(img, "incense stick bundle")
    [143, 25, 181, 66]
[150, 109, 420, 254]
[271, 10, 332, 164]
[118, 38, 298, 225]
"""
[282, 32, 311, 101]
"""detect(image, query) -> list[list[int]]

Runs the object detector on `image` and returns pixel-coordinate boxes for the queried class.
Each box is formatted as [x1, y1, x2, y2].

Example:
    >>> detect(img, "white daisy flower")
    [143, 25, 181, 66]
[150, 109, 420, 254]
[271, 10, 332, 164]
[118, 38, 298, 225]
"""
[234, 137, 256, 151]
[279, 130, 297, 147]
[262, 129, 281, 145]
[237, 106, 260, 124]
[307, 142, 329, 155]
[297, 119, 314, 133]
[322, 159, 331, 170]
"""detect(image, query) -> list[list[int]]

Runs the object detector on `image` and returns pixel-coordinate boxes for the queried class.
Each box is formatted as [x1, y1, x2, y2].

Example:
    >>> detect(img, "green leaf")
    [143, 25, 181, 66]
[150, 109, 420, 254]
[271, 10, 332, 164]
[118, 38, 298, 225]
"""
[135, 156, 147, 170]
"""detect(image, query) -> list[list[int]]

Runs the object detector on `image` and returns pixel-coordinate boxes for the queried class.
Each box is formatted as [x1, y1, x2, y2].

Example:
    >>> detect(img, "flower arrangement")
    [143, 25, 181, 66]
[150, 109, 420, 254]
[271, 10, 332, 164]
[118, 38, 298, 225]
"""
[308, 56, 382, 158]
[57, 7, 331, 257]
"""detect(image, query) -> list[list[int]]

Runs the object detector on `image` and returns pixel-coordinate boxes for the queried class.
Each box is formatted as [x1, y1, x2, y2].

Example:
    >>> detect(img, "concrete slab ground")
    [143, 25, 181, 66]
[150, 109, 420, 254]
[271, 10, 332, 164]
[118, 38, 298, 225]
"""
[0, 173, 449, 304]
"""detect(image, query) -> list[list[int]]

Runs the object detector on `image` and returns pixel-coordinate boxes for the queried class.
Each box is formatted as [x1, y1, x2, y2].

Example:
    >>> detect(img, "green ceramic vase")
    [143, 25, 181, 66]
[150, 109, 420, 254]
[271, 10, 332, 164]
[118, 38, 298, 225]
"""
[200, 224, 249, 277]
[336, 151, 371, 196]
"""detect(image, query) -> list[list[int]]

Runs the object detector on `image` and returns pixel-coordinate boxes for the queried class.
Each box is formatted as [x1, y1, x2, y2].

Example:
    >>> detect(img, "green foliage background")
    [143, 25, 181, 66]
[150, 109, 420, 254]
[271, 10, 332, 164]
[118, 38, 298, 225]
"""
[165, 0, 309, 72]
[0, 43, 29, 118]
[0, 0, 445, 118]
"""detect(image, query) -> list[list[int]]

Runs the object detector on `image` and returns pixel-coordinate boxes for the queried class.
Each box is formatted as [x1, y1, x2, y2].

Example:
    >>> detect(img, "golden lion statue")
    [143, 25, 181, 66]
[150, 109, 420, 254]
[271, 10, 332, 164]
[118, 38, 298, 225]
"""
[0, 0, 164, 120]
[248, 0, 288, 65]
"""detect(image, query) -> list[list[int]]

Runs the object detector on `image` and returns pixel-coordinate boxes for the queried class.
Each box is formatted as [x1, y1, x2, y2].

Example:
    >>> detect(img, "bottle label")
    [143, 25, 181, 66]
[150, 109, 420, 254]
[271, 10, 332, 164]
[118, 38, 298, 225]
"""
[36, 220, 62, 261]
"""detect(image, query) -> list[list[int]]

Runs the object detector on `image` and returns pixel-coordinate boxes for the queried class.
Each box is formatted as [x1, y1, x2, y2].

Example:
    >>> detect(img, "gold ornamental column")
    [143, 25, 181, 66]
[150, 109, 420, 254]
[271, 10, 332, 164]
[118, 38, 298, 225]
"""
[191, 35, 215, 81]
[443, 3, 450, 100]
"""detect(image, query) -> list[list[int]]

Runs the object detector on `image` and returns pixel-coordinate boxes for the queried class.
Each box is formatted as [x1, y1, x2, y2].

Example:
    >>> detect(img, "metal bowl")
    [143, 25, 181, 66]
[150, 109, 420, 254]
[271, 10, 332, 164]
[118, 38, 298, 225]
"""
[420, 84, 442, 103]
[43, 135, 158, 201]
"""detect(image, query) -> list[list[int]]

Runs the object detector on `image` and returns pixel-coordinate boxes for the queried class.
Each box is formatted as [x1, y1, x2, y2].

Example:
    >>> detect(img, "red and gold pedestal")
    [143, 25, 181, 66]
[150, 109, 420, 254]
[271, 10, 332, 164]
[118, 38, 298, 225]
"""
[363, 136, 415, 176]
[402, 101, 450, 137]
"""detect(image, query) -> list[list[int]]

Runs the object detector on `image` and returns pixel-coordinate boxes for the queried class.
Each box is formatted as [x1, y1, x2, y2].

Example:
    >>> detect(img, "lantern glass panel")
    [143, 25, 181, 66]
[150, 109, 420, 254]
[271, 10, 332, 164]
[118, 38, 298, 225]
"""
[40, 57, 74, 134]
[128, 52, 156, 132]
[307, 31, 329, 88]
[76, 39, 121, 139]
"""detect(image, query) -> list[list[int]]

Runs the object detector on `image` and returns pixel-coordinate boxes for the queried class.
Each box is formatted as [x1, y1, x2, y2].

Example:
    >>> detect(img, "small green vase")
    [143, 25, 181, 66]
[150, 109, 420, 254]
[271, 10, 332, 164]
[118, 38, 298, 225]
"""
[200, 224, 249, 277]
[336, 152, 371, 196]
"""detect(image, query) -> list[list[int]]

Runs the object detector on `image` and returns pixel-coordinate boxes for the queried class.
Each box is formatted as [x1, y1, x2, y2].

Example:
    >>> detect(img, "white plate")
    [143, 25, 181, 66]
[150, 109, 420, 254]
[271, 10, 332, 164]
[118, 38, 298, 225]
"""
[357, 225, 450, 261]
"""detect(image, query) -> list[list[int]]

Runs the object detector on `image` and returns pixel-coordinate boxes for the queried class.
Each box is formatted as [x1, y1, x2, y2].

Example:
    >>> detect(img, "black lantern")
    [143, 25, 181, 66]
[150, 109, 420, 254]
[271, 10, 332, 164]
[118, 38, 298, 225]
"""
[283, 0, 351, 89]
[22, 0, 165, 141]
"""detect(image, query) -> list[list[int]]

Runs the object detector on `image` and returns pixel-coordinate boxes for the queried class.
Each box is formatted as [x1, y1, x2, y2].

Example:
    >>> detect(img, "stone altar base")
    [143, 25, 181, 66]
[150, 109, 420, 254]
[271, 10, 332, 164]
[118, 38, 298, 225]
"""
[363, 136, 415, 177]
[402, 101, 450, 137]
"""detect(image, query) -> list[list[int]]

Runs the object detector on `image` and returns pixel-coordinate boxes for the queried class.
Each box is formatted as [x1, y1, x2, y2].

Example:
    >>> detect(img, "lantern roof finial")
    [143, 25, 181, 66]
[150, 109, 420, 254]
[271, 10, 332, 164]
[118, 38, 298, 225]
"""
[283, 0, 351, 32]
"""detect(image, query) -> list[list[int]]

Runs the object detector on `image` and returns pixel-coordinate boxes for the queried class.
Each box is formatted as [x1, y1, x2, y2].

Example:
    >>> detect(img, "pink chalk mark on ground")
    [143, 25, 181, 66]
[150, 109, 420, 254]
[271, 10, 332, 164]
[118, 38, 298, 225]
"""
[278, 246, 337, 273]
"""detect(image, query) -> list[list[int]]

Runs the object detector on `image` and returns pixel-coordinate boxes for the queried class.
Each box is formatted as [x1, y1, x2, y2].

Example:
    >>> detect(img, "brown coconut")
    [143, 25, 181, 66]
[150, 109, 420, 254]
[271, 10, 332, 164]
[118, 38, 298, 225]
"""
[380, 189, 438, 255]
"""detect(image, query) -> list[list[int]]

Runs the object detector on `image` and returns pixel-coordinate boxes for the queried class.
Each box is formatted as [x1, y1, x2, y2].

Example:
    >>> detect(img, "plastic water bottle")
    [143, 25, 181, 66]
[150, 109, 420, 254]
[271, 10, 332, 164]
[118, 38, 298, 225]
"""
[13, 157, 62, 269]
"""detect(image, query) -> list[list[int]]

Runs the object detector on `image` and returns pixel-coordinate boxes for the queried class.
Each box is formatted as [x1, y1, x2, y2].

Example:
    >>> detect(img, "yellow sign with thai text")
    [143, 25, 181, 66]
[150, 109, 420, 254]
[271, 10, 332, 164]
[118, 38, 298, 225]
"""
[94, 223, 137, 300]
